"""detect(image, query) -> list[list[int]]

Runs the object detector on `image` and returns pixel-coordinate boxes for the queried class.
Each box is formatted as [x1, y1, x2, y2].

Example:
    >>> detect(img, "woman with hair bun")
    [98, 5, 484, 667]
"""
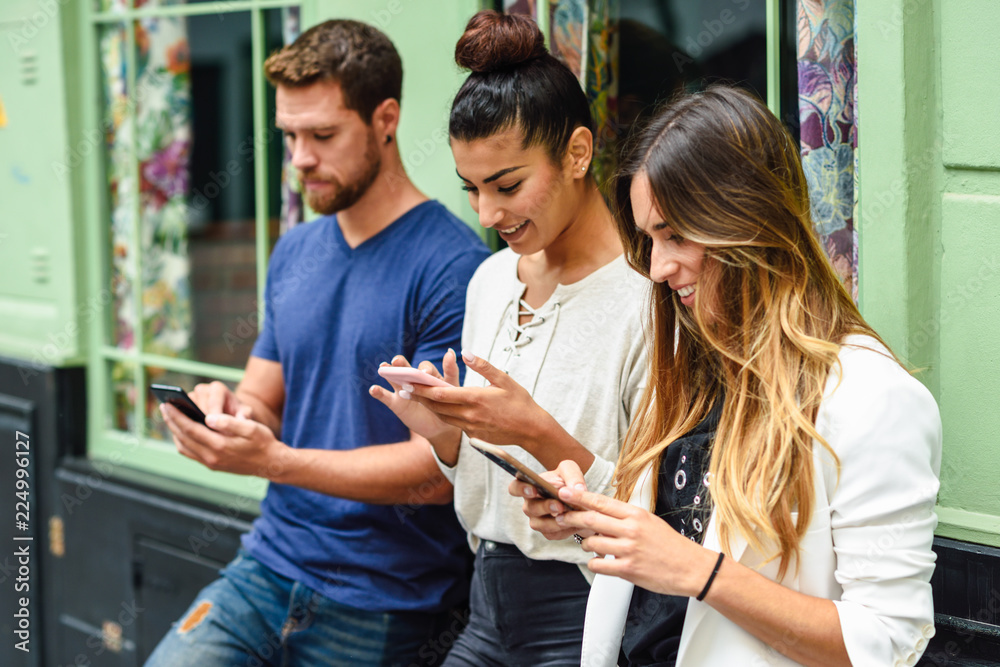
[516, 86, 941, 666]
[370, 9, 648, 666]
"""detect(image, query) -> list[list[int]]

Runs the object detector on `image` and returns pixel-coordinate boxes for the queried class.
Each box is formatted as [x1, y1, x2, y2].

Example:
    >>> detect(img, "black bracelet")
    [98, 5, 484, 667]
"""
[696, 551, 725, 601]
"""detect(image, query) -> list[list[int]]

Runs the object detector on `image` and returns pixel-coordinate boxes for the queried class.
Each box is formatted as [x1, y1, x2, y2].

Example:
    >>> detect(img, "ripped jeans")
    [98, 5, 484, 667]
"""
[144, 549, 465, 667]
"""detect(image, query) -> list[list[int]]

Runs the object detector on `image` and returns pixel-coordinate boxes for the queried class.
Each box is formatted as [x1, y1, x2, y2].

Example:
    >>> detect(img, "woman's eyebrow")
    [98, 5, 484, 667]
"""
[455, 165, 527, 184]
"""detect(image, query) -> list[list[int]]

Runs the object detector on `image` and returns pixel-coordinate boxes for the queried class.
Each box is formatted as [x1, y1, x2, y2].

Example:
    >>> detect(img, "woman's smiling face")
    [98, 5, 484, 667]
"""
[630, 171, 707, 307]
[451, 127, 580, 255]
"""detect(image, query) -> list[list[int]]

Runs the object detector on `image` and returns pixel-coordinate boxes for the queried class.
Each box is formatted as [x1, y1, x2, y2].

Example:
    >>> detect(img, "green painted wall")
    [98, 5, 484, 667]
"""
[858, 0, 1000, 546]
[307, 0, 485, 236]
[0, 0, 88, 366]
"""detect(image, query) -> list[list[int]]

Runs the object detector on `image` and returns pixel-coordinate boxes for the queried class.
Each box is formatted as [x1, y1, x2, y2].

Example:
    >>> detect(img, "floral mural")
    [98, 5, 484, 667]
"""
[797, 0, 858, 301]
[101, 14, 193, 357]
[507, 0, 619, 187]
[280, 6, 304, 232]
[101, 11, 193, 429]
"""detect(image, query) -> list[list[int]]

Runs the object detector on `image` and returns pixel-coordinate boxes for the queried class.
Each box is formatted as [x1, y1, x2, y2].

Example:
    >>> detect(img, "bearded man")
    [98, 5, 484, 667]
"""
[147, 20, 488, 666]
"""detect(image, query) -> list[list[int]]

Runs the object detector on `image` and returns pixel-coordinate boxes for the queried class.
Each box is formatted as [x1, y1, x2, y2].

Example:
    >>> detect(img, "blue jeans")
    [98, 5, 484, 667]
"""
[145, 549, 465, 667]
[442, 540, 591, 667]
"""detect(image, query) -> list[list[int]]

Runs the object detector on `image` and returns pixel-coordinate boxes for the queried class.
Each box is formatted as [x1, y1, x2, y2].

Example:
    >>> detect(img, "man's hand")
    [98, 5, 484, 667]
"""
[161, 403, 291, 478]
[189, 380, 254, 420]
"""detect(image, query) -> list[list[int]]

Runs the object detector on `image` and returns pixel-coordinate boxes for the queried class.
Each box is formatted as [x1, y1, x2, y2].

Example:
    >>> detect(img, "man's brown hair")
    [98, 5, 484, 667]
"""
[264, 20, 402, 123]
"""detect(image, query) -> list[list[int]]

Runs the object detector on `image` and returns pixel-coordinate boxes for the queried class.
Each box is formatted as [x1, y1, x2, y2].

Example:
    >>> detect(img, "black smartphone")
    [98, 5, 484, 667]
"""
[469, 438, 580, 510]
[150, 384, 208, 426]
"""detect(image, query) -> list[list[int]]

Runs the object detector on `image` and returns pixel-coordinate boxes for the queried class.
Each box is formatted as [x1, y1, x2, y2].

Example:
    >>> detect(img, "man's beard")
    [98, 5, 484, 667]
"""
[302, 132, 382, 215]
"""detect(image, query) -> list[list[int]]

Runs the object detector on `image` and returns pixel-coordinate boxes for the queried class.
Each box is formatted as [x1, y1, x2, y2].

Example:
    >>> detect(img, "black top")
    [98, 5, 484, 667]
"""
[619, 403, 721, 667]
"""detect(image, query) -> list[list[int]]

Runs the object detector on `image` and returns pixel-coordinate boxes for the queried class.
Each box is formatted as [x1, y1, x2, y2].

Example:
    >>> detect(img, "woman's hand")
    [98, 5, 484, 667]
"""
[553, 484, 719, 598]
[369, 352, 462, 462]
[408, 351, 560, 455]
[510, 459, 596, 542]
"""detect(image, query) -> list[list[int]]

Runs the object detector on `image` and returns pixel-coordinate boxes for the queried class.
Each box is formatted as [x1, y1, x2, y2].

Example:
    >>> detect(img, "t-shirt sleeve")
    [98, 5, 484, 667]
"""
[409, 249, 487, 378]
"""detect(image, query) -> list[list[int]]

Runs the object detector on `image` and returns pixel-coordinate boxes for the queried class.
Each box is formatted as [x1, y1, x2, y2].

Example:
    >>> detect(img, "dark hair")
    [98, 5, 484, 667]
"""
[264, 20, 402, 123]
[449, 10, 594, 163]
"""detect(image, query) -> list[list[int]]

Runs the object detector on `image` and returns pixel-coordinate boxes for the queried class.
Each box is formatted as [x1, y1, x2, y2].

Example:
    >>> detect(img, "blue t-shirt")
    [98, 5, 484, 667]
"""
[244, 200, 489, 613]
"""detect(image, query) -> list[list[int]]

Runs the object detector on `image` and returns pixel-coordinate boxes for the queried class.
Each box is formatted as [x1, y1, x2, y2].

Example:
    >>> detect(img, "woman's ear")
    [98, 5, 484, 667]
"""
[566, 125, 594, 179]
[371, 98, 400, 146]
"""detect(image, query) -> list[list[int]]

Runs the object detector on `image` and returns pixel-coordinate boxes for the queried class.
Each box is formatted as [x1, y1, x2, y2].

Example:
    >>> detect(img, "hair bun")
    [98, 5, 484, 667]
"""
[455, 10, 547, 73]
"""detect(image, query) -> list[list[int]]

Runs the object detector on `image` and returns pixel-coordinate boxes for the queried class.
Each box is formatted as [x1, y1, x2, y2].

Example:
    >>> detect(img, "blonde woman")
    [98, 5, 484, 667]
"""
[515, 86, 941, 666]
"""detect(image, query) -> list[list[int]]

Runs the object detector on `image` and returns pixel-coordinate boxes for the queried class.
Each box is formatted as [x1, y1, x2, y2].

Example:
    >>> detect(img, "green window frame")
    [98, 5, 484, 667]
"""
[77, 0, 791, 500]
[81, 0, 301, 499]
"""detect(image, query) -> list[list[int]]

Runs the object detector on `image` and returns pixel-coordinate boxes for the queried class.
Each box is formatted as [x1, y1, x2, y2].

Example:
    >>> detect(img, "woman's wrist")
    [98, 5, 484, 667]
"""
[521, 410, 594, 472]
[684, 546, 726, 599]
[429, 428, 463, 467]
[696, 551, 725, 601]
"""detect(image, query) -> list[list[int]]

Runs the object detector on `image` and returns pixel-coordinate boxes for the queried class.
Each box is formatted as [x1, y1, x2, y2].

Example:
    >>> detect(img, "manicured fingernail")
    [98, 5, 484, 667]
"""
[523, 487, 535, 498]
[461, 349, 476, 364]
[555, 514, 566, 524]
[206, 414, 219, 427]
[402, 383, 415, 393]
[399, 390, 411, 400]
[574, 483, 586, 491]
[548, 502, 560, 513]
[448, 348, 456, 359]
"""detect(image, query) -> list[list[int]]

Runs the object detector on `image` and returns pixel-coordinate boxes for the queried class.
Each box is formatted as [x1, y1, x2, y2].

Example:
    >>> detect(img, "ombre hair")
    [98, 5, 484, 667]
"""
[612, 86, 889, 578]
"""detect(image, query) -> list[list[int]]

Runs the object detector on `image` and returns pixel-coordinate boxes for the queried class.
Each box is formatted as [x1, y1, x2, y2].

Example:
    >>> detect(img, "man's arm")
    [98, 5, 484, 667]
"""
[234, 356, 285, 436]
[162, 394, 453, 505]
[267, 433, 454, 505]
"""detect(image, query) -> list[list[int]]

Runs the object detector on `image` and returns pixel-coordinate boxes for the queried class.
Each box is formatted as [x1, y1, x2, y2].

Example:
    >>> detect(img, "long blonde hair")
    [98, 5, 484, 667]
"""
[613, 87, 887, 578]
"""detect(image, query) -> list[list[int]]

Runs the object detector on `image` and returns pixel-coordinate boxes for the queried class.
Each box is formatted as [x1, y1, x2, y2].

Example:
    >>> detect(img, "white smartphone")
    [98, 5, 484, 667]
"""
[377, 365, 452, 388]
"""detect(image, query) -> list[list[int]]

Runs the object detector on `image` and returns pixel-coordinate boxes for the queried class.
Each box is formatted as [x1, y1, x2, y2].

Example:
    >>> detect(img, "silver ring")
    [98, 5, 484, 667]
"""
[573, 533, 584, 545]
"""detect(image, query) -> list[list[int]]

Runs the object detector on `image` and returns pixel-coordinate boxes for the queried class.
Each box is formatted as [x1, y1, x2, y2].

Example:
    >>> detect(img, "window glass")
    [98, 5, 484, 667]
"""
[97, 5, 294, 444]
[110, 360, 137, 432]
[96, 0, 129, 12]
[183, 11, 260, 369]
[619, 0, 767, 127]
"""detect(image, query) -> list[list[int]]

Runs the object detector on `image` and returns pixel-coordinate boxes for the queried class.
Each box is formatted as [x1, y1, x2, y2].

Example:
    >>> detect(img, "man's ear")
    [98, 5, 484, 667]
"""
[566, 125, 594, 178]
[372, 98, 401, 145]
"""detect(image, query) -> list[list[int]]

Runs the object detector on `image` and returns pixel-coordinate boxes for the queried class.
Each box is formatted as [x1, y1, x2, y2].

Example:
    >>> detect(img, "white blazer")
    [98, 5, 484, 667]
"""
[582, 336, 942, 667]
